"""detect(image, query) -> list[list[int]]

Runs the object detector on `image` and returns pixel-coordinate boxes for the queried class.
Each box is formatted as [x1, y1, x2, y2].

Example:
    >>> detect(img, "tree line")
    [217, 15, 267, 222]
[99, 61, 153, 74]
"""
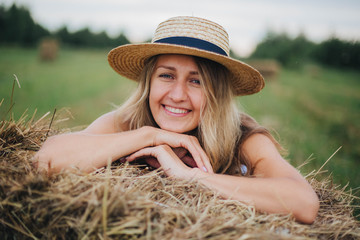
[0, 4, 130, 49]
[1, 4, 359, 71]
[250, 31, 360, 71]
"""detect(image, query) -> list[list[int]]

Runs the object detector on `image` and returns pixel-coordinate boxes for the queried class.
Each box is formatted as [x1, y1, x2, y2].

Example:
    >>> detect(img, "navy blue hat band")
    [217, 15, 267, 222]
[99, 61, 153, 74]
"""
[154, 36, 228, 56]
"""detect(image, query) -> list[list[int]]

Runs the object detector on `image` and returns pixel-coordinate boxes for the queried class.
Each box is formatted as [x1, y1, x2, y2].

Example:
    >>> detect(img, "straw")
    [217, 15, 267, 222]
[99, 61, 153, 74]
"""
[1, 108, 359, 239]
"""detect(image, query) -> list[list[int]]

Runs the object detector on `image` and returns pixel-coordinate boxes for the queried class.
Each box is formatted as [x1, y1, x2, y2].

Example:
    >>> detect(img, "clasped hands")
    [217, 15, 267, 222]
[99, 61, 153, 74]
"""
[126, 146, 208, 180]
[123, 129, 214, 180]
[121, 126, 213, 179]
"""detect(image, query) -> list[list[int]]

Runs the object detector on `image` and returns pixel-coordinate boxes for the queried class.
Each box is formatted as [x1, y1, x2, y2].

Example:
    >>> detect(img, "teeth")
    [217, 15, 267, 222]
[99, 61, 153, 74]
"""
[165, 106, 189, 114]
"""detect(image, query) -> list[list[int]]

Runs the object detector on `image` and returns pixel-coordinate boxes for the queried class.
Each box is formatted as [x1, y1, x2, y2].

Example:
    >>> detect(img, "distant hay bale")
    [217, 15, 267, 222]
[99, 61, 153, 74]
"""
[305, 64, 322, 79]
[1, 110, 359, 239]
[248, 59, 281, 80]
[39, 38, 59, 62]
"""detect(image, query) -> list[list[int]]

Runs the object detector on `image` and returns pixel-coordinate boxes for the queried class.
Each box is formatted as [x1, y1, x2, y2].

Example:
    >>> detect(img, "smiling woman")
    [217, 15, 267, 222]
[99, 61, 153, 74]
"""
[149, 55, 205, 133]
[35, 16, 319, 224]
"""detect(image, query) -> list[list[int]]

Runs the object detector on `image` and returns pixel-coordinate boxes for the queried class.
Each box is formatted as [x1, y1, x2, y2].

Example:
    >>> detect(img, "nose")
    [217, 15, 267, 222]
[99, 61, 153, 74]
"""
[169, 81, 188, 102]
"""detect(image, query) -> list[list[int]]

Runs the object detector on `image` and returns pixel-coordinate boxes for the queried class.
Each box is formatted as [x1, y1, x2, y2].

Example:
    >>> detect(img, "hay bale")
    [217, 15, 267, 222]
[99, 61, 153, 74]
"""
[39, 38, 59, 62]
[248, 59, 281, 80]
[1, 111, 359, 239]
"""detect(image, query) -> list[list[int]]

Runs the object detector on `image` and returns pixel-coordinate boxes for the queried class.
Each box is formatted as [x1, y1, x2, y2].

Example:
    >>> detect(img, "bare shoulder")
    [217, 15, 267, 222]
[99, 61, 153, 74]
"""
[82, 111, 125, 134]
[242, 133, 300, 179]
[242, 133, 280, 162]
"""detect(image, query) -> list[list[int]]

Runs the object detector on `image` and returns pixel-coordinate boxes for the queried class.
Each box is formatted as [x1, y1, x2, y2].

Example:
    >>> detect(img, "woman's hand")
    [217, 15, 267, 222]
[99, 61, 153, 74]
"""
[140, 147, 197, 169]
[126, 145, 201, 180]
[145, 126, 213, 173]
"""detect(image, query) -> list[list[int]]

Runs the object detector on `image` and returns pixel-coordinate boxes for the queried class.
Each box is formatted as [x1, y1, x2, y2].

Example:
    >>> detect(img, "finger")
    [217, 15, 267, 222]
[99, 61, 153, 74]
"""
[127, 148, 156, 162]
[154, 130, 213, 173]
[185, 136, 213, 173]
[192, 139, 214, 173]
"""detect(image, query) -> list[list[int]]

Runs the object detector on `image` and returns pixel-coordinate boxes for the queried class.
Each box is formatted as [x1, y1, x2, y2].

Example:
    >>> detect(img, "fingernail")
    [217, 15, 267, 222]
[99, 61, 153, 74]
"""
[202, 166, 208, 172]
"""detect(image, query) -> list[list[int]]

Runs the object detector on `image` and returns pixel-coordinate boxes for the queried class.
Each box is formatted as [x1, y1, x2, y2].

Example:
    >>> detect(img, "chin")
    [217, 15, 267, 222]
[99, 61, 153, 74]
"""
[160, 124, 194, 134]
[161, 127, 197, 135]
[162, 127, 186, 133]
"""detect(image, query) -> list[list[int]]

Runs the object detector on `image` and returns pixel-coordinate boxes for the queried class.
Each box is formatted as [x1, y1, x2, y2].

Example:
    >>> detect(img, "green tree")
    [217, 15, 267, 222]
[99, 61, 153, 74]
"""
[250, 31, 315, 68]
[111, 32, 130, 46]
[0, 6, 7, 42]
[55, 27, 130, 48]
[312, 38, 360, 70]
[0, 4, 49, 46]
[0, 4, 132, 49]
[55, 26, 71, 45]
[67, 27, 93, 47]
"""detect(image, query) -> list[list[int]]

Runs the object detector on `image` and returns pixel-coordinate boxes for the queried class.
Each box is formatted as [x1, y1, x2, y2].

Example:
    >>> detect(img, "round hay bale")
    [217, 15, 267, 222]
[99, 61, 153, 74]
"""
[39, 38, 59, 62]
[248, 59, 281, 81]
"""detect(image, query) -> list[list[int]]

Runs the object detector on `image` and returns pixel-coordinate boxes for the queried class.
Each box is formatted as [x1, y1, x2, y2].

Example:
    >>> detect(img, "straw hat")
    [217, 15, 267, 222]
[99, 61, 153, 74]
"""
[108, 16, 264, 96]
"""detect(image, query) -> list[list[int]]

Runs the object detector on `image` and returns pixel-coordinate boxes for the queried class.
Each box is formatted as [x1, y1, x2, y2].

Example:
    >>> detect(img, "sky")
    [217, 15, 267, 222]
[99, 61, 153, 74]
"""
[2, 0, 360, 57]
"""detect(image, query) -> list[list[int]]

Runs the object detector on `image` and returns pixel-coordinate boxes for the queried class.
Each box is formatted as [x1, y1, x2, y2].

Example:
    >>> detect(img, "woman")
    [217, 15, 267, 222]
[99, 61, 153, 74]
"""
[36, 16, 319, 223]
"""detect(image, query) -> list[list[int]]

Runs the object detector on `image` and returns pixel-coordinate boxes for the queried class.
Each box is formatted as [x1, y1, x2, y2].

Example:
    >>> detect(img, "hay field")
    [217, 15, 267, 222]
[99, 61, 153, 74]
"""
[0, 46, 359, 190]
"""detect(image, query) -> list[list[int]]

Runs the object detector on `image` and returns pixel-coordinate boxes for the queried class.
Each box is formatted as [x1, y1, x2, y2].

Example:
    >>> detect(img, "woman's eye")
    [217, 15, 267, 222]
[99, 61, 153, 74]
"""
[190, 79, 201, 85]
[159, 74, 173, 79]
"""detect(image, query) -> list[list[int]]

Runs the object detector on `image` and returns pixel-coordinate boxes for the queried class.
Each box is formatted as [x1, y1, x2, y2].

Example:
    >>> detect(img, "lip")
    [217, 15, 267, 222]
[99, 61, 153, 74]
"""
[162, 104, 191, 117]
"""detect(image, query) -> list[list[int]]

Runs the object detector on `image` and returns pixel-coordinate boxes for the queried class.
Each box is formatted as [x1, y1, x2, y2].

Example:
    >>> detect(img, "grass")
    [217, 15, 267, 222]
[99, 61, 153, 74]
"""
[0, 46, 136, 127]
[240, 65, 360, 190]
[0, 46, 359, 190]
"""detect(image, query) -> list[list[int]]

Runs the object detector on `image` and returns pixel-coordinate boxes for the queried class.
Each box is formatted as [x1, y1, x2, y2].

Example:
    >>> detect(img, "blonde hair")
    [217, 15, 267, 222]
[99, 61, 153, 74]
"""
[115, 55, 280, 175]
[194, 57, 242, 174]
[115, 57, 158, 129]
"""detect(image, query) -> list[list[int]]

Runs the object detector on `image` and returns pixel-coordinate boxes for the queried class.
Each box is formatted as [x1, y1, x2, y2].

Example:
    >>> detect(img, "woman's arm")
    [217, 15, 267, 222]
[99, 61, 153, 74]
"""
[127, 133, 319, 224]
[35, 111, 154, 173]
[35, 111, 212, 173]
[193, 134, 319, 224]
[193, 172, 319, 223]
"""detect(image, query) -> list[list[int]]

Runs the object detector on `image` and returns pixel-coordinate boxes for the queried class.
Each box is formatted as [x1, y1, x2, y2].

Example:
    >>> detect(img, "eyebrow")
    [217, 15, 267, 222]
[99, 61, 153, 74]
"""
[156, 65, 199, 75]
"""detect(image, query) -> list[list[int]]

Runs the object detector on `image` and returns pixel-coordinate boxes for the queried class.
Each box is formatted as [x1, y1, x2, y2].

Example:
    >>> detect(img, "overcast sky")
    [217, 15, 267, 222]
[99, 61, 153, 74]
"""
[2, 0, 360, 56]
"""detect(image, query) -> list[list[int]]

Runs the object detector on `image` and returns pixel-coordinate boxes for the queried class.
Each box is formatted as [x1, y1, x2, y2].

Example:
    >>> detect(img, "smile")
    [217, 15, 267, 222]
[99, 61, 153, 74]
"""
[163, 105, 191, 114]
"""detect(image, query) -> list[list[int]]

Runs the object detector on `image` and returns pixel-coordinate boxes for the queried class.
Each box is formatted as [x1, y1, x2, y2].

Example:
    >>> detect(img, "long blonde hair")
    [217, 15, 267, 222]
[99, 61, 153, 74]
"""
[115, 55, 279, 175]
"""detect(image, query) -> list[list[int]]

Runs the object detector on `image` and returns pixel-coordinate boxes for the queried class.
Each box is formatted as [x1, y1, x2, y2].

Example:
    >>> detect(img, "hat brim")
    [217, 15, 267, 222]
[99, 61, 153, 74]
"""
[108, 43, 264, 96]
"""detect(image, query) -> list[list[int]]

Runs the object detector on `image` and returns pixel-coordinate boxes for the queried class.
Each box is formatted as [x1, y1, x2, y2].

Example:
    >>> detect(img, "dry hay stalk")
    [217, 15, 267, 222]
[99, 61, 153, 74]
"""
[1, 110, 359, 239]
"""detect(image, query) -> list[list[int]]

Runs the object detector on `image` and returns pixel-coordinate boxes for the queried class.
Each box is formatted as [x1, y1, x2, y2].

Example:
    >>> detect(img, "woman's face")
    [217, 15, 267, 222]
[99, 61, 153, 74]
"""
[149, 54, 206, 133]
